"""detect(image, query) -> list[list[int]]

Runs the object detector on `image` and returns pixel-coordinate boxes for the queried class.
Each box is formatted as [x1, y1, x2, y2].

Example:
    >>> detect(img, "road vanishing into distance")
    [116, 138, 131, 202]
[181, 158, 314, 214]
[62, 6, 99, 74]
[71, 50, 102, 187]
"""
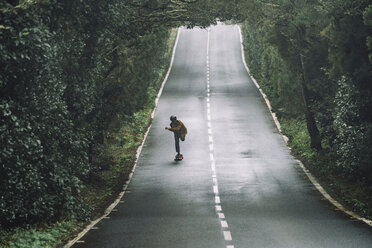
[72, 25, 372, 248]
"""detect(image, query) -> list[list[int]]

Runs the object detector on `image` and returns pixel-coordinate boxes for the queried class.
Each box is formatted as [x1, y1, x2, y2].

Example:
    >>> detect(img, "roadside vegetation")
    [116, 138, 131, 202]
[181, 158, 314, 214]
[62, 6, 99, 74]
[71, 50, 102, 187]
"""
[1, 0, 371, 247]
[235, 0, 372, 219]
[0, 0, 213, 247]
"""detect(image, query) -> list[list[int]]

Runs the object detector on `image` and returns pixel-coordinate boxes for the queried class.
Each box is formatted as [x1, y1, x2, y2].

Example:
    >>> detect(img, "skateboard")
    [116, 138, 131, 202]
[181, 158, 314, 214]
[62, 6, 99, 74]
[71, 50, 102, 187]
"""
[174, 154, 184, 161]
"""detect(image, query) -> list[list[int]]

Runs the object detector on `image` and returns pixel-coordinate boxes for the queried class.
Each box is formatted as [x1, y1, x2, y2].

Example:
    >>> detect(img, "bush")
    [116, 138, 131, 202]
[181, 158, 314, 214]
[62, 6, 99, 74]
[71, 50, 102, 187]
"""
[0, 1, 176, 226]
[333, 76, 372, 182]
[0, 4, 90, 226]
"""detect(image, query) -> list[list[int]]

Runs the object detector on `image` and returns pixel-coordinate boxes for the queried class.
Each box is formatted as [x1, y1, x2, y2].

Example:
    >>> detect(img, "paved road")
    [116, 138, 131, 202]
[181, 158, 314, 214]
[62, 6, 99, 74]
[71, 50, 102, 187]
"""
[73, 25, 372, 248]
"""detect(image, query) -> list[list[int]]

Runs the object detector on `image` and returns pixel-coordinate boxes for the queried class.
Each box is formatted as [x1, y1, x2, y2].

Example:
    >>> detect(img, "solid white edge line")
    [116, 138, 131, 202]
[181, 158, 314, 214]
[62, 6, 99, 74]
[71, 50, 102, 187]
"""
[64, 28, 182, 248]
[237, 24, 372, 228]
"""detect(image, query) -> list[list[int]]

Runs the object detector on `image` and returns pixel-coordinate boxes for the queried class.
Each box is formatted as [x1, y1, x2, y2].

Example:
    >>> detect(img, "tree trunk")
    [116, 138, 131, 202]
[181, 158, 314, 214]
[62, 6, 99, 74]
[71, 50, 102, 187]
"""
[300, 54, 322, 151]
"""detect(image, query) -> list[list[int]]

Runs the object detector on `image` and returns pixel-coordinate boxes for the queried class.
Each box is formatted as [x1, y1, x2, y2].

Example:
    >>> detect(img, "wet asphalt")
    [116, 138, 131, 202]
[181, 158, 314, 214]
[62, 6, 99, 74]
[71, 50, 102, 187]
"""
[72, 25, 372, 248]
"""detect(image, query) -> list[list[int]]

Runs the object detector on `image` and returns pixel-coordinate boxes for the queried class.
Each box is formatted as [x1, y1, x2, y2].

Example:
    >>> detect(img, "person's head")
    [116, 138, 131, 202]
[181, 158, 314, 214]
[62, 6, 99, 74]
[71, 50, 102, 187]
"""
[170, 115, 177, 122]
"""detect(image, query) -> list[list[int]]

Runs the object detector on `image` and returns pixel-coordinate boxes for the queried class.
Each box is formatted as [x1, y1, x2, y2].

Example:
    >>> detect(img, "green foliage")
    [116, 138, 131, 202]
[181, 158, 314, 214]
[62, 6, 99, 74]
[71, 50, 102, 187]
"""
[242, 22, 305, 118]
[238, 0, 372, 183]
[1, 0, 371, 236]
[1, 0, 214, 227]
[280, 118, 316, 161]
[333, 76, 372, 180]
[1, 221, 79, 248]
[0, 3, 90, 225]
[363, 4, 372, 63]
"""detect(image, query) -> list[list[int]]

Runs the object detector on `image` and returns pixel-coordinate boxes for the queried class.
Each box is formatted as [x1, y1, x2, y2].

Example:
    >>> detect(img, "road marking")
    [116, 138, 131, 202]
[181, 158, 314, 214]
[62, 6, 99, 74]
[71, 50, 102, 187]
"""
[221, 220, 228, 228]
[210, 153, 214, 161]
[213, 186, 219, 194]
[209, 144, 214, 151]
[223, 231, 232, 241]
[207, 27, 234, 247]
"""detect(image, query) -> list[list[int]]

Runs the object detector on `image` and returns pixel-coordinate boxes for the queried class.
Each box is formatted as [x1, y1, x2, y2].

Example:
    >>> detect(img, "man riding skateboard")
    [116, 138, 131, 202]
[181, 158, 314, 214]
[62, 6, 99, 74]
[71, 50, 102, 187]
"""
[165, 115, 187, 160]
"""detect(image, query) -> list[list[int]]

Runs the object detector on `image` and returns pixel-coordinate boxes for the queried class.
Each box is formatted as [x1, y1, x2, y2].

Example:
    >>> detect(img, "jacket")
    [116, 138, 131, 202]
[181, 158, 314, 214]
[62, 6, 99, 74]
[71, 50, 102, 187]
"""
[169, 120, 187, 139]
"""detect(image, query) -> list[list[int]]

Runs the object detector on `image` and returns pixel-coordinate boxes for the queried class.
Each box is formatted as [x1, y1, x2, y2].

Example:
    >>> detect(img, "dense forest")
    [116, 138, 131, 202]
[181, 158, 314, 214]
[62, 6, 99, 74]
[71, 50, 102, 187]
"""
[0, 0, 215, 227]
[240, 0, 372, 173]
[0, 0, 371, 244]
[236, 0, 372, 215]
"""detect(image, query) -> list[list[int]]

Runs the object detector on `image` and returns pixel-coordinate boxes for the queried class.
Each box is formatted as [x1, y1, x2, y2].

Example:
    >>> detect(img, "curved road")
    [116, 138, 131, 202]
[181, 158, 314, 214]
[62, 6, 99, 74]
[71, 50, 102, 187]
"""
[73, 25, 372, 248]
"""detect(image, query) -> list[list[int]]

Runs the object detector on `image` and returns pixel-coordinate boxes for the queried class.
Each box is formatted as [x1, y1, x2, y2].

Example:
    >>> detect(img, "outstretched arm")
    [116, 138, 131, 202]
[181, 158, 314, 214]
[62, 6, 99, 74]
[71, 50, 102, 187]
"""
[167, 125, 181, 132]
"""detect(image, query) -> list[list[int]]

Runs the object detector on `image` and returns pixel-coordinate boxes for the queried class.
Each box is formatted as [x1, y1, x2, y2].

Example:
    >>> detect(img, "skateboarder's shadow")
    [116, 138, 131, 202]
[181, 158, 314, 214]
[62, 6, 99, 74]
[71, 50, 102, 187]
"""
[168, 161, 182, 166]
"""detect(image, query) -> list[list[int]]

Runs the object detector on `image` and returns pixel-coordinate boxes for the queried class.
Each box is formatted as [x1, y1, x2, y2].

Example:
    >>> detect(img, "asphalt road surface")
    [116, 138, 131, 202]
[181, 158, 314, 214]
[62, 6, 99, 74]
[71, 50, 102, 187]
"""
[73, 25, 372, 248]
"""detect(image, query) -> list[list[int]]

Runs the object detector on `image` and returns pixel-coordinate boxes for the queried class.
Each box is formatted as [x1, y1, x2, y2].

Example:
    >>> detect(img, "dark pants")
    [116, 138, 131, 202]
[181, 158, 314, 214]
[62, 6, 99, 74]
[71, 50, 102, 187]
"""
[174, 132, 180, 154]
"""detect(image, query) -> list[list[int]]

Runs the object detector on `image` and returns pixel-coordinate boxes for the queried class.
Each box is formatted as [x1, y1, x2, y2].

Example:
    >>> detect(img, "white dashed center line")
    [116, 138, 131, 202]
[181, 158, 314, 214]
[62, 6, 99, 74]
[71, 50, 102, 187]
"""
[223, 231, 233, 241]
[206, 28, 234, 248]
[218, 213, 226, 219]
[221, 220, 229, 228]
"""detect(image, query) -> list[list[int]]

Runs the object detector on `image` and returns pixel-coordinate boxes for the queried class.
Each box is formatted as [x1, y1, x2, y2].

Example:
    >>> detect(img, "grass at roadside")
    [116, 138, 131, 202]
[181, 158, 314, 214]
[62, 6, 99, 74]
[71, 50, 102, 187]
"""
[280, 117, 372, 220]
[0, 28, 178, 248]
